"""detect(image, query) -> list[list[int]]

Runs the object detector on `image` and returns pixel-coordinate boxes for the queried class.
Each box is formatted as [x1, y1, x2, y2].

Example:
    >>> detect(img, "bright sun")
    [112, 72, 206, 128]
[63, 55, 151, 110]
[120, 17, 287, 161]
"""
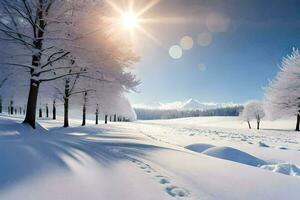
[122, 12, 138, 29]
[104, 0, 182, 45]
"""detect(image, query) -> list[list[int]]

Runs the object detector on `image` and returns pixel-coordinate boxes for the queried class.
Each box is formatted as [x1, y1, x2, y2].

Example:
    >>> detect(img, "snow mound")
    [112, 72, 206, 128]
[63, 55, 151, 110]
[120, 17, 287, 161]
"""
[202, 146, 267, 167]
[185, 143, 215, 153]
[261, 163, 300, 177]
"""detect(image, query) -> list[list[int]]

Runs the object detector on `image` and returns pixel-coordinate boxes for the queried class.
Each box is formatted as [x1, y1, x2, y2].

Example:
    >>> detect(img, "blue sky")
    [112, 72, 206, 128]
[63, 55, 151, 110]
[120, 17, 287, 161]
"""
[127, 0, 300, 107]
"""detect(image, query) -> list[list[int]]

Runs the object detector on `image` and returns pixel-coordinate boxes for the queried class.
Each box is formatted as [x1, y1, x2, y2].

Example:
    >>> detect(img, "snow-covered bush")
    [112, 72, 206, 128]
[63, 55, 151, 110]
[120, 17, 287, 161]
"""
[264, 48, 300, 131]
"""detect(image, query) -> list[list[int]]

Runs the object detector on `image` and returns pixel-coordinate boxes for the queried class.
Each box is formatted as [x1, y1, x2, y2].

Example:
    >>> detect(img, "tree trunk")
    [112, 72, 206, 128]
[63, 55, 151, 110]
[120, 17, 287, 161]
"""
[109, 116, 112, 122]
[247, 120, 251, 129]
[114, 114, 117, 122]
[256, 115, 260, 130]
[0, 96, 2, 113]
[46, 105, 49, 118]
[23, 80, 40, 129]
[95, 108, 99, 125]
[63, 97, 69, 127]
[19, 107, 22, 115]
[95, 113, 98, 124]
[82, 104, 86, 126]
[63, 79, 70, 127]
[52, 100, 56, 120]
[10, 100, 14, 115]
[105, 115, 108, 124]
[39, 108, 42, 118]
[82, 91, 87, 126]
[23, 0, 45, 128]
[296, 114, 300, 131]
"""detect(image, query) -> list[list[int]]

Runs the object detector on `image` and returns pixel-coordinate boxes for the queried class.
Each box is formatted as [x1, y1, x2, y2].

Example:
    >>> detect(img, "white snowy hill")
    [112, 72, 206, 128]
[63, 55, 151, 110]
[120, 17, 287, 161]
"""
[0, 115, 300, 200]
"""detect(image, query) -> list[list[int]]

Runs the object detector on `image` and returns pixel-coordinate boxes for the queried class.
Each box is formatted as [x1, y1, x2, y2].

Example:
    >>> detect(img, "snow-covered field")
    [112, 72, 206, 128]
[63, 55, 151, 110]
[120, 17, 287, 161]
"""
[1, 115, 300, 200]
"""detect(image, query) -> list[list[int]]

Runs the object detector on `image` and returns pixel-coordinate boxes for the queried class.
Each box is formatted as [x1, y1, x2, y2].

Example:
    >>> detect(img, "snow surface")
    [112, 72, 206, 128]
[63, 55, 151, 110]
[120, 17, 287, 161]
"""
[1, 115, 300, 200]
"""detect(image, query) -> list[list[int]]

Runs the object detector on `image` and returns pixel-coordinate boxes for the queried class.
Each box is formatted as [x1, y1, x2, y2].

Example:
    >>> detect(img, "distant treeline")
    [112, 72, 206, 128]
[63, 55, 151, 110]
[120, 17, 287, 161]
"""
[135, 106, 243, 120]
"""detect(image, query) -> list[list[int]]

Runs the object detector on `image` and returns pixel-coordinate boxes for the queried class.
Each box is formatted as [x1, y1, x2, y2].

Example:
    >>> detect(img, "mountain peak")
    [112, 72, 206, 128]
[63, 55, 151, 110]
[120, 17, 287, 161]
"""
[181, 99, 205, 110]
[180, 99, 220, 110]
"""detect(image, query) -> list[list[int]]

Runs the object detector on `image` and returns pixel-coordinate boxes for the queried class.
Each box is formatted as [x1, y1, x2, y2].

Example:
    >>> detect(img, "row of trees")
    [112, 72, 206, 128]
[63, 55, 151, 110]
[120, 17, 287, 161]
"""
[0, 99, 130, 125]
[240, 48, 300, 131]
[135, 106, 242, 120]
[0, 0, 139, 128]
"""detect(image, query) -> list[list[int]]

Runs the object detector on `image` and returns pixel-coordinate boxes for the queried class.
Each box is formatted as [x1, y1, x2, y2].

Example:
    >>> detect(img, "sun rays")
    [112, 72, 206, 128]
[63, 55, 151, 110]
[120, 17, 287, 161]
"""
[103, 0, 181, 47]
[121, 11, 138, 29]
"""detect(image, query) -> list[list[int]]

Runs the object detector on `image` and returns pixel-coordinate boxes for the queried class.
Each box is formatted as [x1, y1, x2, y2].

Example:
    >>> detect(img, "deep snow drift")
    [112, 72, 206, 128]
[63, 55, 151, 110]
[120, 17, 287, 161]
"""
[202, 146, 267, 167]
[1, 115, 300, 200]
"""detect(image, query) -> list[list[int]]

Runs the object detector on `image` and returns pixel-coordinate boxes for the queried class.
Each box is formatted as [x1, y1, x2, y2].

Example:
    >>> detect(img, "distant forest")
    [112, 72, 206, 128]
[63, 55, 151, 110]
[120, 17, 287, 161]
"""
[135, 106, 243, 120]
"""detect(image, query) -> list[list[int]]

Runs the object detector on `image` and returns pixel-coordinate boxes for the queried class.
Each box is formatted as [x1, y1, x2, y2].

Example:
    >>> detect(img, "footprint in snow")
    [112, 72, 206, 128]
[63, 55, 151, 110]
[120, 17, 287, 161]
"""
[159, 178, 170, 184]
[166, 186, 189, 198]
[278, 147, 288, 150]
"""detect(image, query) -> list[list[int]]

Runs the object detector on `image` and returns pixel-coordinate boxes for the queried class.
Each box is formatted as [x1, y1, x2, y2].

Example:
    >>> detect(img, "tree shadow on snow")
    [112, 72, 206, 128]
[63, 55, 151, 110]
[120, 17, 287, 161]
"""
[0, 118, 166, 191]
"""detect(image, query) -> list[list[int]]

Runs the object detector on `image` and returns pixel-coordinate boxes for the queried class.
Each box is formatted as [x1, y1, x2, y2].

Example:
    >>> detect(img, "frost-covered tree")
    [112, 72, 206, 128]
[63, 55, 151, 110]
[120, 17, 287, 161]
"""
[60, 11, 140, 126]
[240, 104, 252, 129]
[49, 59, 88, 127]
[252, 102, 265, 130]
[49, 55, 138, 127]
[264, 48, 300, 131]
[240, 101, 265, 130]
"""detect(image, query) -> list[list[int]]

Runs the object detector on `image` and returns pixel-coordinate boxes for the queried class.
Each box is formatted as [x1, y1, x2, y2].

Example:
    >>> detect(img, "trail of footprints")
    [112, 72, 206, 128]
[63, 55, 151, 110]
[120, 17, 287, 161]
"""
[108, 147, 190, 198]
[129, 157, 190, 199]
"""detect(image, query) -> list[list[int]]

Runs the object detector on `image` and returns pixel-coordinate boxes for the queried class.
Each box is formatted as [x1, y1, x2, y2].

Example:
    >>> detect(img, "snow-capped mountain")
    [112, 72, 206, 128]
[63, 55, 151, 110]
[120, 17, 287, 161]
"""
[180, 99, 219, 110]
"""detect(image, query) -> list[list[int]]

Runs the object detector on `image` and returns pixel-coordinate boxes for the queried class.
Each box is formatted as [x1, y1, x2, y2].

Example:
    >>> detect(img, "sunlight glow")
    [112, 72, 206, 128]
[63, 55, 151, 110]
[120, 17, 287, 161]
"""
[122, 12, 138, 29]
[103, 0, 163, 44]
[103, 0, 187, 47]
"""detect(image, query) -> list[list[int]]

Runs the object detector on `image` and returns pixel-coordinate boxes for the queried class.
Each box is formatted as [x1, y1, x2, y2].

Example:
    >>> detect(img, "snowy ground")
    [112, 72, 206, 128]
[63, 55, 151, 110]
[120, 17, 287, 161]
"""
[1, 115, 300, 200]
